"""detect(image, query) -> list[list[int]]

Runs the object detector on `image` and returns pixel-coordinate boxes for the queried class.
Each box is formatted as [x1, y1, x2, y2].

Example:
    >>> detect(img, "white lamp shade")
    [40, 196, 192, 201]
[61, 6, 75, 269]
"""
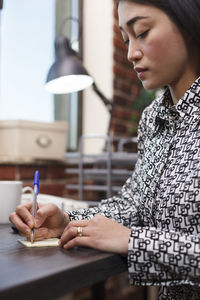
[45, 74, 94, 94]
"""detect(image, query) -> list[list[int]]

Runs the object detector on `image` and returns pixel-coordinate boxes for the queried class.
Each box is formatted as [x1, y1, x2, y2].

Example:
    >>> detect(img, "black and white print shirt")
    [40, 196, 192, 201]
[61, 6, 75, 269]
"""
[68, 77, 200, 300]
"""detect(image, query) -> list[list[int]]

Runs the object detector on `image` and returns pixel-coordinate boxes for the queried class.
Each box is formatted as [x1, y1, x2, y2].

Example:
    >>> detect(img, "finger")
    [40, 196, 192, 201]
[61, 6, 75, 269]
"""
[34, 203, 59, 228]
[15, 204, 34, 228]
[64, 219, 89, 233]
[9, 212, 31, 235]
[63, 236, 91, 250]
[26, 227, 49, 241]
[60, 225, 89, 247]
[59, 226, 79, 247]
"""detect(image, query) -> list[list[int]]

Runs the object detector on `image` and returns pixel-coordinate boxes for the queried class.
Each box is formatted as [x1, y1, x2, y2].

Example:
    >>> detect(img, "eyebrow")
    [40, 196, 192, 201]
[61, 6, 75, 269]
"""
[119, 16, 149, 30]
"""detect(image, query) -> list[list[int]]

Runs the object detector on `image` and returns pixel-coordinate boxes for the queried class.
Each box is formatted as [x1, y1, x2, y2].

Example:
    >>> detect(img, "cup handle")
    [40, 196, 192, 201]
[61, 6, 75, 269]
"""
[22, 186, 33, 195]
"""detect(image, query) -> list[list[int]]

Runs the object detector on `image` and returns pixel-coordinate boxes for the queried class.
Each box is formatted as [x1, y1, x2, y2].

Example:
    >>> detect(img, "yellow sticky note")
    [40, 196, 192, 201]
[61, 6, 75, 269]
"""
[18, 238, 59, 248]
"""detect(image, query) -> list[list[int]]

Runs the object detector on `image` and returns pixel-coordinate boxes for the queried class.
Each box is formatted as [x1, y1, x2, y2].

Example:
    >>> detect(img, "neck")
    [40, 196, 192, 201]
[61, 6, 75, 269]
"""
[169, 44, 200, 104]
[169, 72, 199, 105]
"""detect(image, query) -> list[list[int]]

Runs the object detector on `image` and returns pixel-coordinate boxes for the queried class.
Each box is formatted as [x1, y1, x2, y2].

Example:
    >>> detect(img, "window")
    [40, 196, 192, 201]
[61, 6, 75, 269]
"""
[55, 0, 82, 151]
[0, 0, 55, 122]
[0, 0, 81, 150]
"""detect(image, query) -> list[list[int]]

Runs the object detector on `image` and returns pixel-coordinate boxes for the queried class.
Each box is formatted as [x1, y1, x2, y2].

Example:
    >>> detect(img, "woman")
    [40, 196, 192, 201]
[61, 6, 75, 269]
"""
[10, 1, 200, 299]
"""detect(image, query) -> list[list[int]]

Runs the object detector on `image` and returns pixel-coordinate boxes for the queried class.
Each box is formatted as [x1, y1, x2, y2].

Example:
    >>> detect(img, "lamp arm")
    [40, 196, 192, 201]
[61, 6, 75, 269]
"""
[92, 82, 113, 114]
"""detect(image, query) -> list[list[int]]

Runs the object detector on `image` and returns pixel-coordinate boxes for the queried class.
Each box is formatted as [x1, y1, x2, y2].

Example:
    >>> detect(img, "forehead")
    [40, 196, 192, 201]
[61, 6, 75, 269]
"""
[118, 1, 164, 29]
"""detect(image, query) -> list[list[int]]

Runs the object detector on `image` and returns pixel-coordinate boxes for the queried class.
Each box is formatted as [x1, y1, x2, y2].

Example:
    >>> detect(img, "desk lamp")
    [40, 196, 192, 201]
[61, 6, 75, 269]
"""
[45, 19, 113, 116]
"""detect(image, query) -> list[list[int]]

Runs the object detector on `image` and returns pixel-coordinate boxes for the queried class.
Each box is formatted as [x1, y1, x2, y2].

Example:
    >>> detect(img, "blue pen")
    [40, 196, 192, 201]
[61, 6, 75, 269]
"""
[30, 170, 39, 243]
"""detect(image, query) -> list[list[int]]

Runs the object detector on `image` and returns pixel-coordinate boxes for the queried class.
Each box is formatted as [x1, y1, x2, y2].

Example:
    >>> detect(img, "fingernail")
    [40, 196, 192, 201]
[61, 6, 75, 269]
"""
[27, 220, 32, 227]
[35, 219, 40, 227]
[26, 227, 31, 234]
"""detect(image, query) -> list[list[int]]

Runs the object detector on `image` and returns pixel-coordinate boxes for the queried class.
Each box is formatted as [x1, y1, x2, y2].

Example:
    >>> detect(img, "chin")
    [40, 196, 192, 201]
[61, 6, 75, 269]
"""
[142, 80, 163, 91]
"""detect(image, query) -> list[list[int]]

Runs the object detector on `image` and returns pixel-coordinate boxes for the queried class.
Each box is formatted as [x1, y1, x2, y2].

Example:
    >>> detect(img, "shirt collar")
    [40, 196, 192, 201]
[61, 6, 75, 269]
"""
[156, 76, 200, 123]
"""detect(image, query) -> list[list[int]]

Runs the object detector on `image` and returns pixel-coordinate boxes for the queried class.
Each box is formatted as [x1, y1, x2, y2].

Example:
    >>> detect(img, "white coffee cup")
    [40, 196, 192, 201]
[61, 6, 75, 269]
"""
[0, 181, 23, 224]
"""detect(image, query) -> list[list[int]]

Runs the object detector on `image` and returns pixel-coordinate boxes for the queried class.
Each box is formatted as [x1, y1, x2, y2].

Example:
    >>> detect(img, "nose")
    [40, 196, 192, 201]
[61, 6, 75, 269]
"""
[127, 40, 143, 63]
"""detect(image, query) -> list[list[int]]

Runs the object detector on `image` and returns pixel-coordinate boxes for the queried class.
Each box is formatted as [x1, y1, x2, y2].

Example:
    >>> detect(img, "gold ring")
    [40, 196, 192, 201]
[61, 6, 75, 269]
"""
[77, 226, 83, 237]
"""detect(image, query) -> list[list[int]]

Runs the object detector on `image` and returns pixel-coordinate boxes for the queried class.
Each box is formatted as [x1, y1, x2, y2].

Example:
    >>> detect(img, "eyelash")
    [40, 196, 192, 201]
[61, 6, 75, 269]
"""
[123, 29, 149, 45]
[124, 40, 129, 45]
[136, 29, 149, 39]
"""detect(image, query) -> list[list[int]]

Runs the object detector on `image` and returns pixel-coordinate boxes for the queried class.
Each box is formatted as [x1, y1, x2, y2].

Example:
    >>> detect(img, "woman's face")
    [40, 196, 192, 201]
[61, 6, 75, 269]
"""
[118, 1, 198, 93]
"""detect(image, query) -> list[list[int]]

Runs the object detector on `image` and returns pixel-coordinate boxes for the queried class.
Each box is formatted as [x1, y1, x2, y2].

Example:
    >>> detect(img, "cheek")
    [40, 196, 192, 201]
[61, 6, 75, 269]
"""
[145, 34, 188, 68]
[145, 38, 174, 63]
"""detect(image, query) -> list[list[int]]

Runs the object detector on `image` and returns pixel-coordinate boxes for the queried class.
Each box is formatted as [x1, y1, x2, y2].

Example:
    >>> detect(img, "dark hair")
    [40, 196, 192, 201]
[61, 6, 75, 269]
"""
[117, 0, 200, 50]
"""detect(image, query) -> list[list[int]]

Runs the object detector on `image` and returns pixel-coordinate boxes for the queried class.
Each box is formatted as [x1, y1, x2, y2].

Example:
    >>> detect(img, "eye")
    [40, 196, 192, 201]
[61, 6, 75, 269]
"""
[121, 34, 129, 45]
[136, 29, 149, 39]
[123, 39, 129, 45]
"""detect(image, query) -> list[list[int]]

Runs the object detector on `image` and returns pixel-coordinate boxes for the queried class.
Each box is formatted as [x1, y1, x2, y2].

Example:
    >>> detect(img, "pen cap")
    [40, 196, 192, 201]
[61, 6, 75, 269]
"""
[33, 170, 39, 194]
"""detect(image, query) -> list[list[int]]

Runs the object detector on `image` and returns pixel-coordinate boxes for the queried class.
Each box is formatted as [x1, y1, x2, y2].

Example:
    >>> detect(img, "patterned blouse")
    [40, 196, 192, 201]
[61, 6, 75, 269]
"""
[68, 77, 200, 300]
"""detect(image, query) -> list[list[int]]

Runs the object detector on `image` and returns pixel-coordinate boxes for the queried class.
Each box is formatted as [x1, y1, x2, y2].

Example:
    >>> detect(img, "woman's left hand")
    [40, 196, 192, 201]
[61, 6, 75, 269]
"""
[59, 214, 131, 256]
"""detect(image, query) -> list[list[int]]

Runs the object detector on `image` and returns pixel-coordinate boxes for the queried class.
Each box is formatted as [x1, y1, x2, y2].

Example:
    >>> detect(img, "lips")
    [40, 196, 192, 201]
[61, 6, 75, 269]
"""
[134, 67, 148, 79]
[134, 67, 148, 73]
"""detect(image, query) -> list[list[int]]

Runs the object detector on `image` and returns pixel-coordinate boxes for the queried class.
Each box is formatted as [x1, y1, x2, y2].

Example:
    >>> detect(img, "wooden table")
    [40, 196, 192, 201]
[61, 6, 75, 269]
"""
[0, 225, 127, 300]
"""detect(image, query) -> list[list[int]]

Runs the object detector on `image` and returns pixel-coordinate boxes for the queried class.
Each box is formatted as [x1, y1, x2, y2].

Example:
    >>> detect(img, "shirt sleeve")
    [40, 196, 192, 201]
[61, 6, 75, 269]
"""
[68, 176, 139, 227]
[128, 226, 200, 286]
[67, 107, 148, 227]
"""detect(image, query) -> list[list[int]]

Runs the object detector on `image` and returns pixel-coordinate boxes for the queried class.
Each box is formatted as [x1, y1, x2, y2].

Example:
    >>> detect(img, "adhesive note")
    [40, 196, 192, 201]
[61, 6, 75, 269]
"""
[18, 238, 59, 248]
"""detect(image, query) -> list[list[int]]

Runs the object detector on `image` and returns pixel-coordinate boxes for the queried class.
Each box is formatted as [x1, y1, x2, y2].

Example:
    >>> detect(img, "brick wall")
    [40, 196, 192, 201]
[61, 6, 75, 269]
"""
[0, 161, 77, 199]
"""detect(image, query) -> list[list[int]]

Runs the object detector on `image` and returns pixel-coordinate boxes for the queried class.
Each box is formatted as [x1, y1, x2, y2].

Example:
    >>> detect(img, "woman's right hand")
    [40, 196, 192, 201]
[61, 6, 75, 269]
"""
[9, 202, 70, 241]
